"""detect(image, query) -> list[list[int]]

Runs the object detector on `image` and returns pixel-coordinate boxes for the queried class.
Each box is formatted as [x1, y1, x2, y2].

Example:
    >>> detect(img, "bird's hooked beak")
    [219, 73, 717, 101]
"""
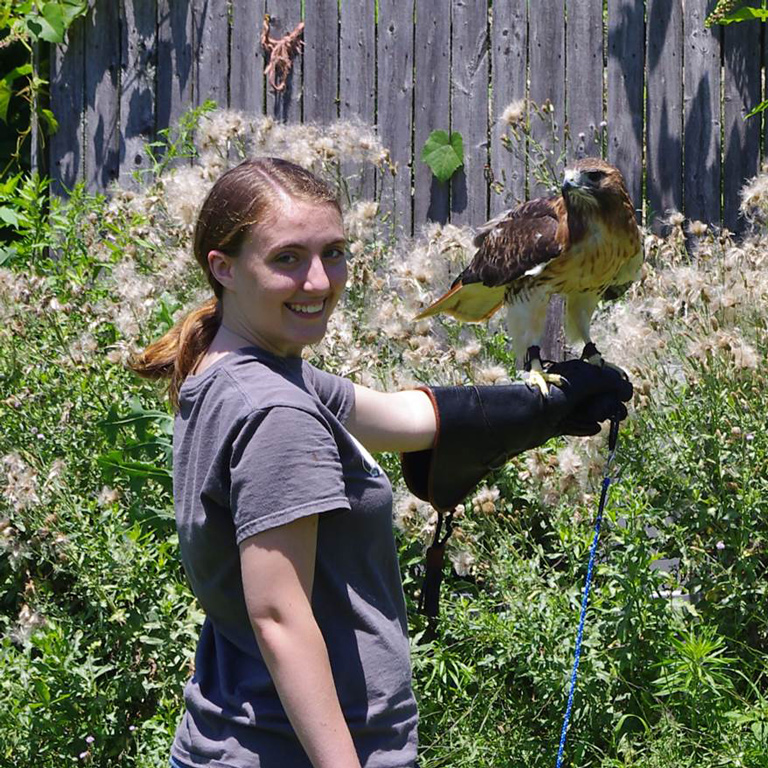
[561, 169, 581, 194]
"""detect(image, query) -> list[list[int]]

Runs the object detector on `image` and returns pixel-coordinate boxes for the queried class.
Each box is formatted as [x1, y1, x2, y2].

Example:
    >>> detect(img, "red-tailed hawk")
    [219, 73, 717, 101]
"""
[416, 158, 642, 392]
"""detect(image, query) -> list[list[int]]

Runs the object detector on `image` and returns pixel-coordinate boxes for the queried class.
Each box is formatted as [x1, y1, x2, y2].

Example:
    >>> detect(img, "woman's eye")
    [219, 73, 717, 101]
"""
[274, 252, 298, 265]
[324, 248, 346, 260]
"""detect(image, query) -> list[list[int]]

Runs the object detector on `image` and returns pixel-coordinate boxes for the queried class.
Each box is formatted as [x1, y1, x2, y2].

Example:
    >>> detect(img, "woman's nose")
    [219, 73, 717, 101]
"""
[303, 254, 331, 293]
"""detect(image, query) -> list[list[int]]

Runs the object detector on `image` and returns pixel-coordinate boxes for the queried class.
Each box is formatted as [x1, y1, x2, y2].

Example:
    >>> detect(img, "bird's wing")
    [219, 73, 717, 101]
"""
[415, 198, 563, 322]
[462, 197, 563, 287]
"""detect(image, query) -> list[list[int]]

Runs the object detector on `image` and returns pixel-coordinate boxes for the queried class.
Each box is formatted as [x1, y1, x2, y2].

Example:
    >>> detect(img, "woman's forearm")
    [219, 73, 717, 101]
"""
[252, 611, 362, 768]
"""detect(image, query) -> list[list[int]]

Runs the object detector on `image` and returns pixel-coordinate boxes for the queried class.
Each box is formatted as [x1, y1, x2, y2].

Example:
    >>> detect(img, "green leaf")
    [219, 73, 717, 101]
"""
[28, 3, 66, 43]
[39, 107, 59, 134]
[746, 99, 768, 120]
[717, 6, 768, 23]
[0, 245, 18, 266]
[1, 64, 34, 85]
[0, 80, 11, 124]
[0, 206, 20, 227]
[421, 130, 464, 183]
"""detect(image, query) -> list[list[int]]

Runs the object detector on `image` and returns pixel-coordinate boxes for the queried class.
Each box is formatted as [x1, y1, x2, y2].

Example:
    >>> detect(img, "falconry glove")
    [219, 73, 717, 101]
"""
[401, 360, 633, 512]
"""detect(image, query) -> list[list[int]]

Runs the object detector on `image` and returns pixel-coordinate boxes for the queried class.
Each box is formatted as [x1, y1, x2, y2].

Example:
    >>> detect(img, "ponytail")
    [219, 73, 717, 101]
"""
[127, 297, 221, 412]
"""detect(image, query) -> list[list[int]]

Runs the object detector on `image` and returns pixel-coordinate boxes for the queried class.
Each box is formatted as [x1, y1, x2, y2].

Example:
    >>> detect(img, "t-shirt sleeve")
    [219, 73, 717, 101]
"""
[304, 364, 355, 423]
[229, 406, 351, 545]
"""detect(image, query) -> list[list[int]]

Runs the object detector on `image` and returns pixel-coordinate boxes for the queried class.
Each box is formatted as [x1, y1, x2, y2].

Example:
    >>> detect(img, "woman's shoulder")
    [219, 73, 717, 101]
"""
[181, 347, 323, 417]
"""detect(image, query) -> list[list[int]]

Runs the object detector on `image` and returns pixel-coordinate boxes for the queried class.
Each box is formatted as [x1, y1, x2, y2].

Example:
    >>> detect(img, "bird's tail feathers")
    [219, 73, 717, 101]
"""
[415, 281, 506, 322]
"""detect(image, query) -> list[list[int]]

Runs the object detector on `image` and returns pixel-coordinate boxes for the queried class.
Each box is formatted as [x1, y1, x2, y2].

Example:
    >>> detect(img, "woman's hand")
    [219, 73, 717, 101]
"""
[240, 515, 362, 768]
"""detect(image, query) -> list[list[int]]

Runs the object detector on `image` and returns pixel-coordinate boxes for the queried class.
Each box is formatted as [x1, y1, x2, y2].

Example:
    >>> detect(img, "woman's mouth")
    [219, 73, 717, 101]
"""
[286, 300, 325, 317]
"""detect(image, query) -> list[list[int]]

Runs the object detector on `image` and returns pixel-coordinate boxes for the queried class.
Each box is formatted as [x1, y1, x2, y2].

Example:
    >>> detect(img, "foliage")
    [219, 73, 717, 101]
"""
[705, 0, 768, 119]
[421, 130, 465, 184]
[0, 0, 89, 173]
[1, 107, 768, 767]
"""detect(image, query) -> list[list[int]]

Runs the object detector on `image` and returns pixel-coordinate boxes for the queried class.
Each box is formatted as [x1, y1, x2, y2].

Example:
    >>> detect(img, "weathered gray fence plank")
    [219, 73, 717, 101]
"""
[606, 0, 644, 220]
[451, 0, 489, 226]
[529, 0, 565, 361]
[376, 0, 414, 235]
[231, 0, 266, 115]
[85, 0, 120, 192]
[264, 0, 303, 122]
[49, 18, 85, 195]
[120, 0, 156, 186]
[646, 0, 683, 230]
[414, 4, 451, 227]
[340, 2, 376, 201]
[193, 0, 229, 108]
[304, 0, 338, 123]
[489, 0, 527, 214]
[528, 0, 565, 199]
[156, 0, 193, 133]
[723, 21, 762, 232]
[684, 0, 721, 226]
[566, 0, 603, 161]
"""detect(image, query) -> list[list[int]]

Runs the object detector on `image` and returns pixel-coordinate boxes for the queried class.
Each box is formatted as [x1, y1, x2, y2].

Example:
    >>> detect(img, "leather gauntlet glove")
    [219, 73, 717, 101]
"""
[401, 360, 633, 512]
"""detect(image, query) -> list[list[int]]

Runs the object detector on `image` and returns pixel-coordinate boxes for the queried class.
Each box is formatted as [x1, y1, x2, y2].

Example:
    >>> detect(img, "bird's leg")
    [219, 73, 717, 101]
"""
[523, 345, 564, 397]
[581, 342, 629, 379]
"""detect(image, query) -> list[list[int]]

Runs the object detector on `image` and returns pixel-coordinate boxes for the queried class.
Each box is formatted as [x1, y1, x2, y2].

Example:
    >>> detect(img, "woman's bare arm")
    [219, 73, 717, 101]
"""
[239, 515, 362, 768]
[345, 384, 437, 454]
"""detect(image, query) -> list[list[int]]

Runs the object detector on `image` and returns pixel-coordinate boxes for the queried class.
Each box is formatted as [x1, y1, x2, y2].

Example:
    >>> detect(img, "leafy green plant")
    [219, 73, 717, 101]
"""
[706, 0, 768, 118]
[421, 129, 464, 183]
[0, 0, 89, 172]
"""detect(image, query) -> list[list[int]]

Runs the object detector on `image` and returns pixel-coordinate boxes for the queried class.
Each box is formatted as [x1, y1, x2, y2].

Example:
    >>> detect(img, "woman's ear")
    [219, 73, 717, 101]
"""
[208, 249, 235, 290]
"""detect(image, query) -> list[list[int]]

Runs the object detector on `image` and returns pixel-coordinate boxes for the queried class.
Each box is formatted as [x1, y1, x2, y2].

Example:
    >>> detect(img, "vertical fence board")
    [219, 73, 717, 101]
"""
[156, 0, 193, 134]
[264, 0, 303, 121]
[723, 21, 762, 232]
[529, 0, 565, 361]
[231, 0, 266, 115]
[193, 0, 229, 108]
[85, 0, 120, 192]
[490, 0, 527, 214]
[566, 0, 603, 161]
[528, 0, 565, 199]
[646, 0, 684, 230]
[49, 19, 85, 195]
[304, 0, 338, 123]
[340, 2, 376, 200]
[414, 4, 451, 227]
[377, 0, 414, 235]
[120, 0, 157, 186]
[684, 0, 721, 226]
[451, 0, 489, 226]
[606, 0, 644, 220]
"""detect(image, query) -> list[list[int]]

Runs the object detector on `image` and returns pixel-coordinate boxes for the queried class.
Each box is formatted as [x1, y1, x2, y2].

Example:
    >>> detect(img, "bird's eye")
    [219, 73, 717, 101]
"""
[586, 170, 604, 182]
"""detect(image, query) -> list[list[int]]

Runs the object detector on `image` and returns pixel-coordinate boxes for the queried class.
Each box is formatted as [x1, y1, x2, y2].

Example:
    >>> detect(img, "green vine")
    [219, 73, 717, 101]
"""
[0, 0, 89, 173]
[706, 0, 768, 120]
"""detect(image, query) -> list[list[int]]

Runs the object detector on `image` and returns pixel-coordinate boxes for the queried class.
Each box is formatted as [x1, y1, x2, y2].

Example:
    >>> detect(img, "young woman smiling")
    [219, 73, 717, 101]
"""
[129, 157, 632, 768]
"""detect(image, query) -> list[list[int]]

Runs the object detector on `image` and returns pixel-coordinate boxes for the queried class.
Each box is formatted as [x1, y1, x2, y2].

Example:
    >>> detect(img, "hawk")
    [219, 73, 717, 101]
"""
[416, 158, 642, 393]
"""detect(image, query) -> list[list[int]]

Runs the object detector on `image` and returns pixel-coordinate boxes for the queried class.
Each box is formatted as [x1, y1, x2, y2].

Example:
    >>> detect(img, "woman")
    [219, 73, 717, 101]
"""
[129, 157, 631, 768]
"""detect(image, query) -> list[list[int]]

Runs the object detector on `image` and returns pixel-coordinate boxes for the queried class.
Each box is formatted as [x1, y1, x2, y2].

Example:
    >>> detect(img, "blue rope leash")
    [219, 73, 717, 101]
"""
[555, 417, 620, 768]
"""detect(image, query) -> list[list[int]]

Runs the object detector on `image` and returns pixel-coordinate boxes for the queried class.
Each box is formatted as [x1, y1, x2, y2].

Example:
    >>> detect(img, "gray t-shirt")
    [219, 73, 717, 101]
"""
[170, 345, 418, 768]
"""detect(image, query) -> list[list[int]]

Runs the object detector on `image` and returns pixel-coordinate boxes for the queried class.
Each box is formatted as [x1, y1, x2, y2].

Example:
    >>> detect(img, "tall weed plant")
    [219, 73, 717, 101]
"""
[1, 105, 767, 766]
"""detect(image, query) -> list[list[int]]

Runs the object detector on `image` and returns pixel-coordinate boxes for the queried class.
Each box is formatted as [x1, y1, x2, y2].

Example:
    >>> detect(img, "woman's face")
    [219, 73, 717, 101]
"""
[222, 199, 348, 357]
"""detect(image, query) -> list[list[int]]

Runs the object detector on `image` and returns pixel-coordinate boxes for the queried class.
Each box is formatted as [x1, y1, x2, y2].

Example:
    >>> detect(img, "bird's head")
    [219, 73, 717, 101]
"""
[561, 159, 628, 212]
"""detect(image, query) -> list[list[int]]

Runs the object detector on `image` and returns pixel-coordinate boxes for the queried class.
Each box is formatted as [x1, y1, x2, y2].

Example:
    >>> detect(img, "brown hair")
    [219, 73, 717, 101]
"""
[128, 157, 341, 411]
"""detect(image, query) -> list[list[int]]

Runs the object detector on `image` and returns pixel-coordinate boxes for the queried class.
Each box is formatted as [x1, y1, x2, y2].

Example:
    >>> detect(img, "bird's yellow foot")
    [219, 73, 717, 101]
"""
[523, 346, 564, 396]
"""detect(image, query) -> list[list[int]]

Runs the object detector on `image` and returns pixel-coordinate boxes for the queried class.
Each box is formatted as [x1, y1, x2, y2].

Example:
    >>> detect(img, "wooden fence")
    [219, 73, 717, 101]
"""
[49, 0, 767, 234]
